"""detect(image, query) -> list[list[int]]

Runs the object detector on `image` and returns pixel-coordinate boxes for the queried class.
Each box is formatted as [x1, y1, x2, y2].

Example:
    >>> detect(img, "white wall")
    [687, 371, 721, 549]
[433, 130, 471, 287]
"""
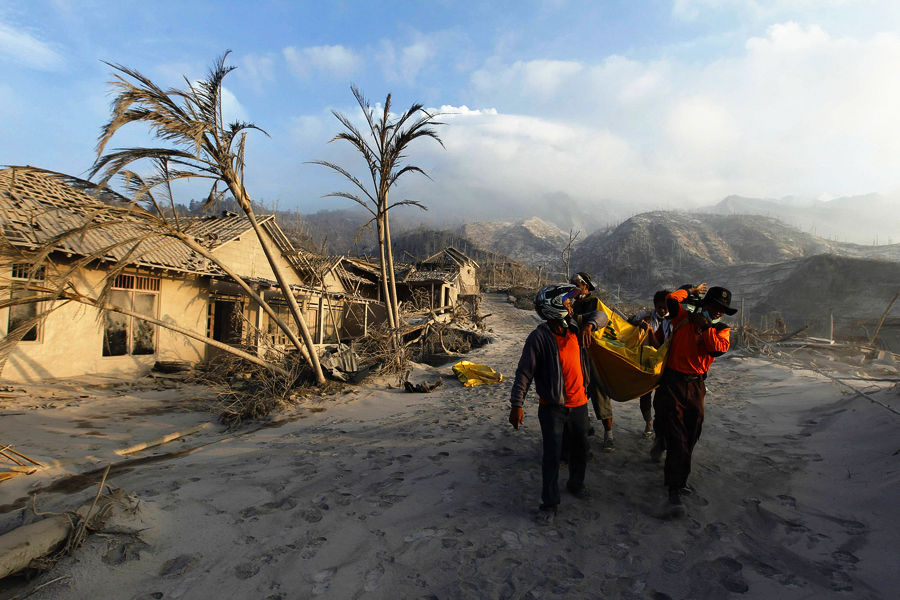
[0, 267, 208, 382]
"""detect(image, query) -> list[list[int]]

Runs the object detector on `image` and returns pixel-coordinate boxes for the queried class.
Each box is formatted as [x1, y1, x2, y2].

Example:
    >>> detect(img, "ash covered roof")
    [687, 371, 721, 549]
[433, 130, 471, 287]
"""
[422, 246, 479, 268]
[0, 167, 284, 277]
[399, 267, 458, 284]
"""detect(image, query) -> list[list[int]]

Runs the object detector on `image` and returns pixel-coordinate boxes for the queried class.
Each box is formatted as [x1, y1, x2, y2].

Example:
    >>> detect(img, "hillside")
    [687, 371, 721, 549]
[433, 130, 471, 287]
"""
[298, 207, 460, 255]
[572, 211, 900, 295]
[752, 255, 900, 342]
[690, 256, 899, 344]
[703, 193, 900, 246]
[387, 228, 503, 265]
[458, 217, 571, 277]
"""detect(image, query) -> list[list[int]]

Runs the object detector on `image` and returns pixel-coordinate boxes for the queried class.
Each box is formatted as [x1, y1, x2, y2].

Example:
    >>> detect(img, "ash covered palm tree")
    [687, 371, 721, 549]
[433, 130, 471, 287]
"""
[312, 86, 444, 329]
[89, 51, 325, 384]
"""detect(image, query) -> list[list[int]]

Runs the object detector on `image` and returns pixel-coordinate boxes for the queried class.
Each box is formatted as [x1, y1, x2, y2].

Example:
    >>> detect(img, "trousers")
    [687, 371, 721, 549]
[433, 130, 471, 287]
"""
[538, 403, 589, 507]
[653, 371, 706, 491]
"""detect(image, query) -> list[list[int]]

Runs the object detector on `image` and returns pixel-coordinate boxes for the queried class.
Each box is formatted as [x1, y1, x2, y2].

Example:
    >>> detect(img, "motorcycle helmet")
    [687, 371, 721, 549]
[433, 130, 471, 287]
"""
[534, 283, 575, 321]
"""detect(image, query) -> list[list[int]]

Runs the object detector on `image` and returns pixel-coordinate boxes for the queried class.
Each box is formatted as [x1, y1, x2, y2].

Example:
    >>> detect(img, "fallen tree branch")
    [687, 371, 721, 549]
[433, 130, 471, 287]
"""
[114, 423, 212, 456]
[0, 467, 112, 579]
[68, 466, 111, 554]
[0, 446, 27, 467]
[1, 446, 44, 467]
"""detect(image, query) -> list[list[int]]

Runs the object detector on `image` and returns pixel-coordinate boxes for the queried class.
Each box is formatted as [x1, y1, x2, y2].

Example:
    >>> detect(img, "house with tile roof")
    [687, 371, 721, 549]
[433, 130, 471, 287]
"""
[0, 167, 377, 382]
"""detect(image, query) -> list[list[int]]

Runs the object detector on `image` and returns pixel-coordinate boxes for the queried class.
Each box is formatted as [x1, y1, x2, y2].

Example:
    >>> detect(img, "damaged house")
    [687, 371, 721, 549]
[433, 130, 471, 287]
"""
[0, 167, 377, 382]
[396, 247, 479, 313]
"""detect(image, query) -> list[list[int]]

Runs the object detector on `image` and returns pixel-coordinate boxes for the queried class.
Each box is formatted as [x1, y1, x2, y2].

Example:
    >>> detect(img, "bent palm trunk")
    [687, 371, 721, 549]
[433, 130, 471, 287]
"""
[225, 175, 325, 384]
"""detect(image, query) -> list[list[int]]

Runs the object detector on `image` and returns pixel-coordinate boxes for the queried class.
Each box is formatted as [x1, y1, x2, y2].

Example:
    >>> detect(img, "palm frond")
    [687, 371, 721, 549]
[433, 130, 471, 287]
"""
[321, 191, 375, 215]
[120, 169, 166, 217]
[388, 165, 431, 188]
[329, 112, 379, 166]
[96, 61, 196, 157]
[386, 199, 427, 211]
[223, 122, 268, 153]
[90, 147, 213, 186]
[307, 160, 378, 206]
[350, 85, 378, 138]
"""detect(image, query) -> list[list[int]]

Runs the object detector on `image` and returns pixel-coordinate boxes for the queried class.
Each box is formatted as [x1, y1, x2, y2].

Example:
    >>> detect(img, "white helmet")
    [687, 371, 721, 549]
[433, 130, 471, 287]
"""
[534, 283, 574, 321]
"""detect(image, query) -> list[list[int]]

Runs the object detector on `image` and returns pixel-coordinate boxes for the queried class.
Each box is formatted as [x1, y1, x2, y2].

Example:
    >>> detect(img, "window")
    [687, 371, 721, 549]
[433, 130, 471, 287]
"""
[103, 274, 160, 356]
[265, 303, 298, 346]
[8, 264, 45, 342]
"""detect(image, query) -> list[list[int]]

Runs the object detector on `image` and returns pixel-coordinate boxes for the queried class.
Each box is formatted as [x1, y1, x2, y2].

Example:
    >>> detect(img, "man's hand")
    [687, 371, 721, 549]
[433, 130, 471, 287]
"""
[581, 323, 594, 348]
[693, 283, 709, 296]
[509, 406, 524, 429]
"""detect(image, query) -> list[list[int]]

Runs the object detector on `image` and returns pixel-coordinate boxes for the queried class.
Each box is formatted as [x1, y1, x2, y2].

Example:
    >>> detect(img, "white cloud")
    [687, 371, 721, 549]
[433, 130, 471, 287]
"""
[471, 59, 583, 102]
[283, 44, 361, 79]
[220, 86, 250, 125]
[377, 33, 439, 84]
[237, 53, 276, 92]
[399, 40, 434, 82]
[288, 113, 330, 148]
[672, 0, 876, 22]
[746, 20, 830, 51]
[0, 21, 63, 70]
[456, 21, 900, 209]
[417, 106, 647, 206]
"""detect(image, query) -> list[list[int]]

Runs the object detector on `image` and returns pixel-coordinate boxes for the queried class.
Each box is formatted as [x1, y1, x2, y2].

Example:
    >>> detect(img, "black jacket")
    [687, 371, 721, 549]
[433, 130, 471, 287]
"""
[509, 310, 607, 408]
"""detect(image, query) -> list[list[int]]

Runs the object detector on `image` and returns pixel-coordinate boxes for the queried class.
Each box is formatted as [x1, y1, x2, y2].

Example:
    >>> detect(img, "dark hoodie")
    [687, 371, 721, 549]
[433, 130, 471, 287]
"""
[509, 310, 608, 408]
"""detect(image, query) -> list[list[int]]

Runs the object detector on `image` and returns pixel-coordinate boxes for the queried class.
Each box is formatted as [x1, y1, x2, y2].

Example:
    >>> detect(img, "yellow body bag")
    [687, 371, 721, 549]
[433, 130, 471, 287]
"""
[452, 360, 503, 387]
[586, 301, 670, 401]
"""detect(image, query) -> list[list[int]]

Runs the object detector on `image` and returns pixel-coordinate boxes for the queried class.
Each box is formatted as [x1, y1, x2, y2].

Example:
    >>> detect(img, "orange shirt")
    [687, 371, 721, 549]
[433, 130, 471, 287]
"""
[666, 289, 731, 375]
[554, 329, 588, 408]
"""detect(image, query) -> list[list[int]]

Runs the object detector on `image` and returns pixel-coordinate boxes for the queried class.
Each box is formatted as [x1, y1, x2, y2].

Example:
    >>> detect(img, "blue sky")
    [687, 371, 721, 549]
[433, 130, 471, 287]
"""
[3, 0, 900, 228]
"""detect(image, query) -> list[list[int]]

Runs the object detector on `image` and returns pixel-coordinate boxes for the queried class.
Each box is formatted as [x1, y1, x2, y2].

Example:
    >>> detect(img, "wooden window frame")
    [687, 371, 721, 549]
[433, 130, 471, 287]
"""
[102, 273, 161, 357]
[7, 263, 46, 342]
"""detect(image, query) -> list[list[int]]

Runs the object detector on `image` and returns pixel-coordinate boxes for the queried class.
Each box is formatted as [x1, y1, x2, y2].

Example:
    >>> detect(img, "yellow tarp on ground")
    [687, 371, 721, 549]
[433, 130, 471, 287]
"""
[452, 360, 503, 387]
[587, 300, 670, 401]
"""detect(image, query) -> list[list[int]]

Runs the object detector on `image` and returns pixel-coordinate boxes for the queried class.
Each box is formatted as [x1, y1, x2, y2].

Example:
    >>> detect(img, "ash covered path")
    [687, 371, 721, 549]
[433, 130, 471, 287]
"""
[2, 293, 897, 599]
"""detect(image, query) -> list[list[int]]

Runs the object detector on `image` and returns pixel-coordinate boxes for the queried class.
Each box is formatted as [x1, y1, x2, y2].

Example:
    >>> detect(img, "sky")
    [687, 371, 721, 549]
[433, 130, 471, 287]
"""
[3, 0, 900, 230]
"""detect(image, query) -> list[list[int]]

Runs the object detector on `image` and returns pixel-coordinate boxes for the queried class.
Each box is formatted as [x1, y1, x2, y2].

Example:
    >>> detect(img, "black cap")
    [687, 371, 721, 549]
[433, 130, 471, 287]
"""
[703, 286, 737, 315]
[570, 271, 595, 291]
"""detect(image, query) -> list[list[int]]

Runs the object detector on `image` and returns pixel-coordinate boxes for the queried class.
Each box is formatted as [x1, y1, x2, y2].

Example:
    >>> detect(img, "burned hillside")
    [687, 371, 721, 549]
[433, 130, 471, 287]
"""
[573, 211, 899, 292]
[566, 211, 900, 350]
[458, 217, 570, 277]
[751, 255, 900, 347]
[573, 211, 843, 291]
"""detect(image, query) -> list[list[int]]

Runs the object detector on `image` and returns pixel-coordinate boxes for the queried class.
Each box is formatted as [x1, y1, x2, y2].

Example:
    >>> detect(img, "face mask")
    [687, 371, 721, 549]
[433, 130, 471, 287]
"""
[701, 310, 721, 324]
